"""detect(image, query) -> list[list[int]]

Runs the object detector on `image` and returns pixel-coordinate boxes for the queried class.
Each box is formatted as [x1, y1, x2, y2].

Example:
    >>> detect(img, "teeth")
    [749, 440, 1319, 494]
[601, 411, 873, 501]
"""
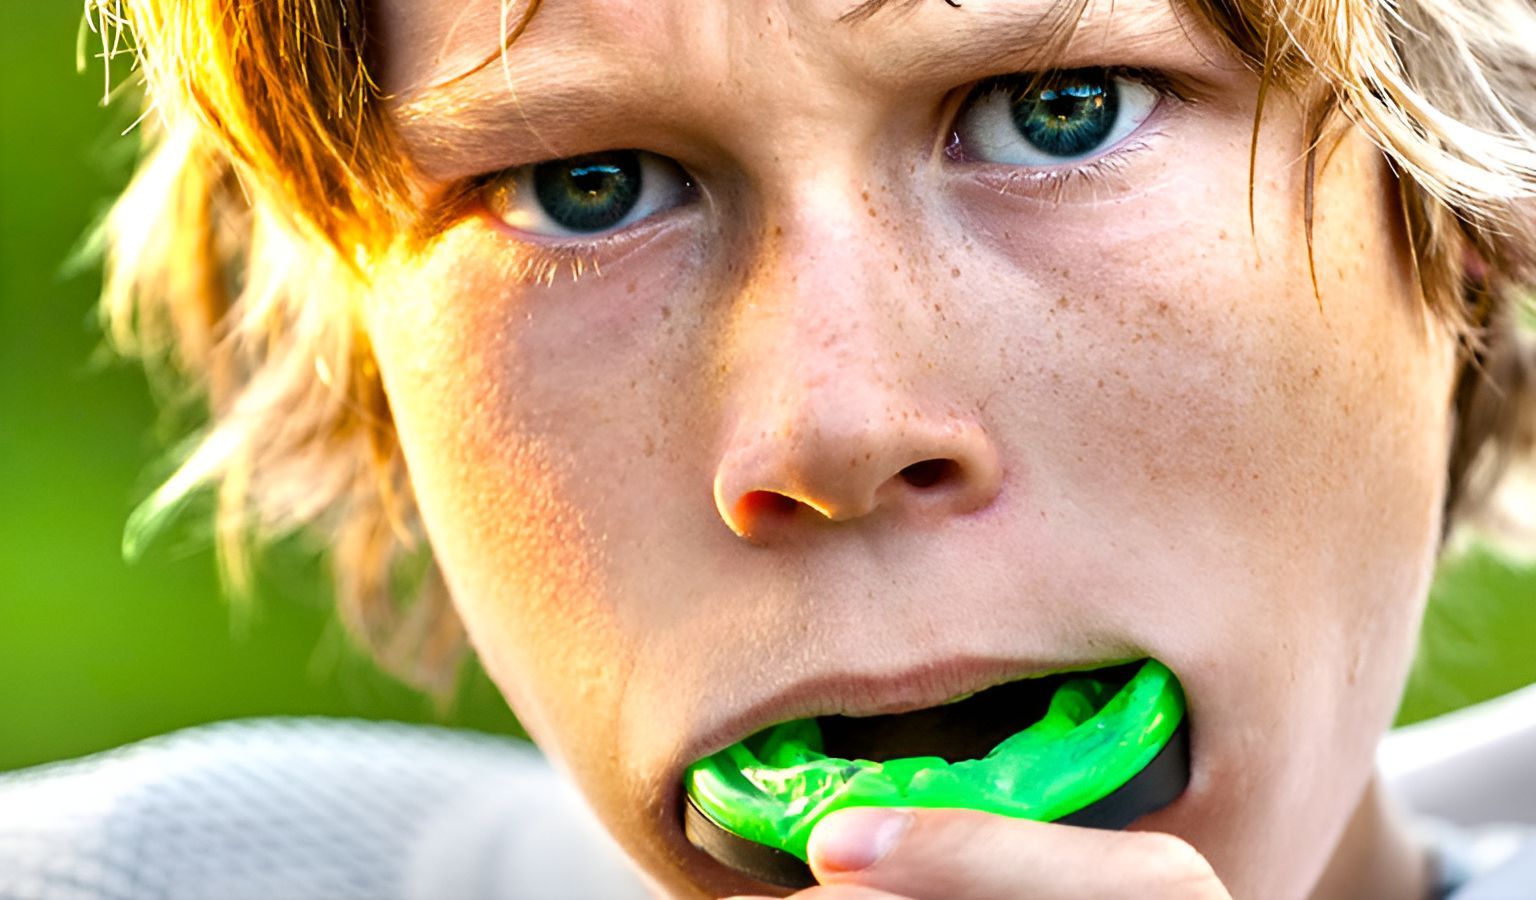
[941, 691, 977, 706]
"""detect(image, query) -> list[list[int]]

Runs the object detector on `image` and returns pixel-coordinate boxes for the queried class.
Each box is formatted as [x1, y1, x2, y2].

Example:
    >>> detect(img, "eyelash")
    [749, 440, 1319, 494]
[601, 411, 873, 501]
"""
[465, 65, 1189, 284]
[508, 245, 605, 288]
[474, 204, 617, 287]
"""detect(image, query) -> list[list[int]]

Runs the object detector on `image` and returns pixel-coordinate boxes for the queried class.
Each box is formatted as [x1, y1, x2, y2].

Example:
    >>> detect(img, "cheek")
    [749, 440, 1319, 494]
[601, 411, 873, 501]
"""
[363, 220, 746, 780]
[954, 120, 1452, 576]
[361, 229, 640, 749]
[946, 125, 1454, 893]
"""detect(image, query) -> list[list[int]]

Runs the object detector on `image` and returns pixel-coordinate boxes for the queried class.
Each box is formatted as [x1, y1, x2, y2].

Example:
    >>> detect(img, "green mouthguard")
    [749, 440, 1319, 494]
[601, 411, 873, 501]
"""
[684, 658, 1184, 862]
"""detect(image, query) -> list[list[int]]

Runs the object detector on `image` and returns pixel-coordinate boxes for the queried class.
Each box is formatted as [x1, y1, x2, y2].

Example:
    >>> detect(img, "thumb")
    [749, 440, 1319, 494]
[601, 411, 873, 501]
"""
[807, 807, 1230, 900]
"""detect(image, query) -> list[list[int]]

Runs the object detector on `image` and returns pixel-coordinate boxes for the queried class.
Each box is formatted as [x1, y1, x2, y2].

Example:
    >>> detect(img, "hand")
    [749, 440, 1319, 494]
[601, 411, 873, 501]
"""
[727, 807, 1232, 900]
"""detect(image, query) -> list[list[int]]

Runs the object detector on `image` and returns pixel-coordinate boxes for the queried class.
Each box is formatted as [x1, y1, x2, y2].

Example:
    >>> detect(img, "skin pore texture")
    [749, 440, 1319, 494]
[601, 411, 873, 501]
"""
[364, 0, 1458, 896]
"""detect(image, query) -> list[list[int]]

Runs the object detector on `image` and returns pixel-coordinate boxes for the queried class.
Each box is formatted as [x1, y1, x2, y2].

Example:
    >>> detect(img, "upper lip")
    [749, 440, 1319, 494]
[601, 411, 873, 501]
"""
[677, 652, 1141, 773]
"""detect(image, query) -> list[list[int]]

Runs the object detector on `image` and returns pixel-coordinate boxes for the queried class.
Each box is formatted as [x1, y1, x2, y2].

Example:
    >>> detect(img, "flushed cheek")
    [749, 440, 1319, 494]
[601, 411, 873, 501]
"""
[369, 221, 719, 488]
[1039, 148, 1449, 895]
[363, 228, 675, 750]
[956, 126, 1447, 563]
[935, 124, 1448, 897]
[364, 221, 775, 816]
[1065, 156, 1444, 661]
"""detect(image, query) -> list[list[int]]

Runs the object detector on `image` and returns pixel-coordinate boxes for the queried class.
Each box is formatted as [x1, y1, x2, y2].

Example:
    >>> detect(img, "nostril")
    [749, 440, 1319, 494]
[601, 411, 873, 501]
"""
[736, 490, 800, 522]
[899, 458, 959, 489]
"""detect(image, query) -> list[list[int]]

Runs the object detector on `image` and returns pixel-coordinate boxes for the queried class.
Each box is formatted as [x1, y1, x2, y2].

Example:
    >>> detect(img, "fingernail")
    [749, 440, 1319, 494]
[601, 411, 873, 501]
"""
[809, 808, 912, 873]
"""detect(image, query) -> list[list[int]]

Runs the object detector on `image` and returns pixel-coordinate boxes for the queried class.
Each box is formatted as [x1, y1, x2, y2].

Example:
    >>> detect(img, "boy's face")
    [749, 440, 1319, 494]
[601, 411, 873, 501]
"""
[365, 0, 1459, 895]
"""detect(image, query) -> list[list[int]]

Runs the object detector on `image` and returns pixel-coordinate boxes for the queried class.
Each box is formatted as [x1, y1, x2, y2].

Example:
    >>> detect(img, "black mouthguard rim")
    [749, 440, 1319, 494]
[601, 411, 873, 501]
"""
[683, 719, 1192, 890]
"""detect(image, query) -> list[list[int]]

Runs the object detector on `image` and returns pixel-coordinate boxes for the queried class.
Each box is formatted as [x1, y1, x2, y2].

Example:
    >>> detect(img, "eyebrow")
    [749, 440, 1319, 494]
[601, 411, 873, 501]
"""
[839, 0, 963, 25]
[390, 0, 1191, 179]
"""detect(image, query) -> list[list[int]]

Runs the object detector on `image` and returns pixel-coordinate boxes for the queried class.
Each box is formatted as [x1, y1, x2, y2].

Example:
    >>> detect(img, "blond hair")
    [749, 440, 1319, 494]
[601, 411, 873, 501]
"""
[86, 0, 1536, 689]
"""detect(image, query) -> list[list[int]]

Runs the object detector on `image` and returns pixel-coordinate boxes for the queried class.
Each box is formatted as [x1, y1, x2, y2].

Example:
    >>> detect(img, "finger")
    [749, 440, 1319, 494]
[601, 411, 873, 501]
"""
[807, 807, 1230, 900]
[725, 887, 912, 900]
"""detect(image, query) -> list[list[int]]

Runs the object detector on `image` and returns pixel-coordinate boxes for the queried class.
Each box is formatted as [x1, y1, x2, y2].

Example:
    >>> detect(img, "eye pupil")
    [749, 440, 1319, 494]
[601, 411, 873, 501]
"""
[534, 152, 643, 233]
[570, 165, 614, 194]
[1011, 71, 1120, 159]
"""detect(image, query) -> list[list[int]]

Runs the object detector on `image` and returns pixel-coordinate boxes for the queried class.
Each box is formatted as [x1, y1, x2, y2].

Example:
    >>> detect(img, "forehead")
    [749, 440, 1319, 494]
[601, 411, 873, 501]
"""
[376, 0, 1217, 180]
[377, 0, 1197, 98]
[377, 0, 670, 93]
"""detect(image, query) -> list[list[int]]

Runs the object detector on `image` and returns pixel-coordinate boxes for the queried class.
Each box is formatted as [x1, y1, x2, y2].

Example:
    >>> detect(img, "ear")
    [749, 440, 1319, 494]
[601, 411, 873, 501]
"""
[1462, 235, 1491, 287]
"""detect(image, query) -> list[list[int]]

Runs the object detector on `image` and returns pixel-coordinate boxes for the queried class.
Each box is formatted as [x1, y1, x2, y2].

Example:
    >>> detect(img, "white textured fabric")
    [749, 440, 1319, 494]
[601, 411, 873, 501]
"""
[0, 719, 648, 900]
[1381, 680, 1536, 828]
[1379, 683, 1536, 898]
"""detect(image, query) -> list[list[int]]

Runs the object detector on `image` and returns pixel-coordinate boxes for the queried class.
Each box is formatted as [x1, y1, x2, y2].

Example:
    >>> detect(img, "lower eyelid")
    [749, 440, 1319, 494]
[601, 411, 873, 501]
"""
[959, 135, 1168, 204]
[473, 198, 699, 267]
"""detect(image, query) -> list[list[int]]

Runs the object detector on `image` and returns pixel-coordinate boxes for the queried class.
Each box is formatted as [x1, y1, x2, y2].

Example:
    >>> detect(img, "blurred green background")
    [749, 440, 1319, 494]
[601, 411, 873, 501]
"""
[2, 2, 1533, 775]
[0, 2, 523, 773]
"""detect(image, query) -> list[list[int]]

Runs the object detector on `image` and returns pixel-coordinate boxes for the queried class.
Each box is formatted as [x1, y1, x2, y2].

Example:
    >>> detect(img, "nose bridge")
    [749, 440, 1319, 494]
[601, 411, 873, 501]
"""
[743, 151, 915, 369]
[726, 169, 912, 443]
[711, 172, 1003, 539]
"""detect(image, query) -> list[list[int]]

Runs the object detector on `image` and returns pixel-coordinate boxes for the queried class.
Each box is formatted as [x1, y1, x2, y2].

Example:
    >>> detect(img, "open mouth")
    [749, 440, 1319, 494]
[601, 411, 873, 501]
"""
[683, 658, 1189, 888]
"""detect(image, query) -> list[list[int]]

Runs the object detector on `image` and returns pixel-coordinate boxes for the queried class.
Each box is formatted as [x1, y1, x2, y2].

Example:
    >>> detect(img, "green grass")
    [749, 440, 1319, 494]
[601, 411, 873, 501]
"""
[1400, 545, 1536, 725]
[1, 2, 1532, 774]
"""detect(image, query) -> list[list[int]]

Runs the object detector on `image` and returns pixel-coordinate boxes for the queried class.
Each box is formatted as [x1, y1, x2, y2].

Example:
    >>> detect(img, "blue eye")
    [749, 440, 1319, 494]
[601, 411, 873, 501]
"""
[534, 153, 642, 232]
[485, 150, 695, 237]
[954, 69, 1159, 166]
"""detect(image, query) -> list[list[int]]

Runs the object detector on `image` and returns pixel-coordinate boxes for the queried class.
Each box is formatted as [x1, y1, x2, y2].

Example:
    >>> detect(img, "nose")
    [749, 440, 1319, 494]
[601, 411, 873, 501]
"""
[713, 408, 1004, 540]
[711, 191, 1003, 542]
